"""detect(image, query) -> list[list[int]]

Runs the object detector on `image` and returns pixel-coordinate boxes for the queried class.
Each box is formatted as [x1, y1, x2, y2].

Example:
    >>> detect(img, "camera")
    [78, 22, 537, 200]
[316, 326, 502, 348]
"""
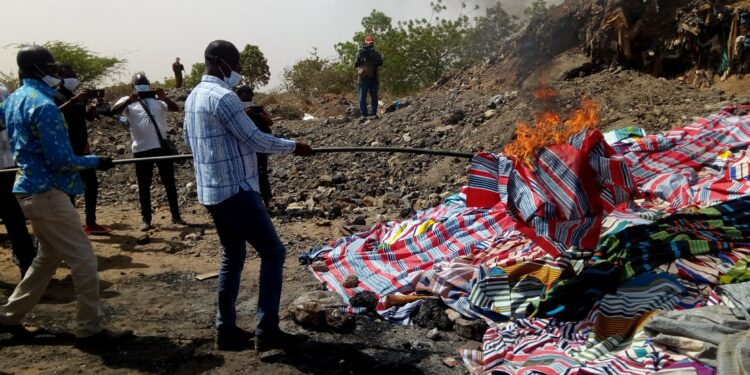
[87, 89, 105, 99]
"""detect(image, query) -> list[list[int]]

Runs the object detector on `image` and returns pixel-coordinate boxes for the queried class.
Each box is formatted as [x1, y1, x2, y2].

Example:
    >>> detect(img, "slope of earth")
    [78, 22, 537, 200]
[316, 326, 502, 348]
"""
[1, 67, 748, 374]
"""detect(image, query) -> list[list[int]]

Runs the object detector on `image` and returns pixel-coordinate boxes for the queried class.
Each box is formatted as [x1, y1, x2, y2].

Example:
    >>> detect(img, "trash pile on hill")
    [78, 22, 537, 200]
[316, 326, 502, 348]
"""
[301, 104, 750, 374]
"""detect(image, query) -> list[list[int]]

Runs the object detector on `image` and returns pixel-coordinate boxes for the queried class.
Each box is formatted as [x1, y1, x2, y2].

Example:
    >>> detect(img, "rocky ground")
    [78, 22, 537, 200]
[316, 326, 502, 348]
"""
[2, 63, 750, 374]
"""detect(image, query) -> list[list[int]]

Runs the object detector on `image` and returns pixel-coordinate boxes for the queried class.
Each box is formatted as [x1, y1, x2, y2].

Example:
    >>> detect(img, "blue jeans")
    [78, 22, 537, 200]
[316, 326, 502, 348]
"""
[358, 77, 379, 117]
[205, 190, 286, 336]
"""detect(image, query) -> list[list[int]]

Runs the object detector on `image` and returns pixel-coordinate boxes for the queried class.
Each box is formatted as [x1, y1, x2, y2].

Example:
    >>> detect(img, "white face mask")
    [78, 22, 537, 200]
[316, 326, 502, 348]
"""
[241, 101, 253, 109]
[63, 78, 79, 92]
[42, 75, 61, 88]
[224, 70, 242, 88]
[134, 84, 150, 92]
[218, 58, 242, 88]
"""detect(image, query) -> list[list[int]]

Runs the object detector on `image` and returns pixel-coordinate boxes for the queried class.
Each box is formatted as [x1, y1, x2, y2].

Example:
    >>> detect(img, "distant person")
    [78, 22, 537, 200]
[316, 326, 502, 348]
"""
[111, 72, 186, 231]
[354, 35, 383, 120]
[0, 45, 132, 346]
[0, 83, 36, 279]
[56, 65, 111, 235]
[237, 85, 274, 207]
[173, 57, 185, 88]
[184, 40, 314, 352]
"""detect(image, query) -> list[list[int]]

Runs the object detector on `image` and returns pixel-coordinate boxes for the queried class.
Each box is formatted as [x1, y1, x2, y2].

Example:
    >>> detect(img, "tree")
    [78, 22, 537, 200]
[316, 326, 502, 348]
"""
[43, 41, 126, 85]
[464, 2, 521, 62]
[239, 44, 271, 88]
[184, 62, 205, 87]
[524, 0, 549, 21]
[283, 49, 351, 94]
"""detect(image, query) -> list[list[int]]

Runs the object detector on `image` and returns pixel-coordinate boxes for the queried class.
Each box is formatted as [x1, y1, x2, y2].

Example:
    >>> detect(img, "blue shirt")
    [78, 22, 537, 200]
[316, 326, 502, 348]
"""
[0, 79, 99, 195]
[184, 75, 296, 205]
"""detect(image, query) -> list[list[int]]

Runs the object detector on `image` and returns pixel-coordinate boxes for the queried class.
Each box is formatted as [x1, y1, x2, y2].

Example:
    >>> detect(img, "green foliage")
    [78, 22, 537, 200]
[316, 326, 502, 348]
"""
[524, 0, 549, 20]
[283, 49, 352, 94]
[239, 44, 271, 88]
[0, 71, 19, 92]
[283, 1, 521, 96]
[43, 41, 126, 85]
[184, 62, 205, 87]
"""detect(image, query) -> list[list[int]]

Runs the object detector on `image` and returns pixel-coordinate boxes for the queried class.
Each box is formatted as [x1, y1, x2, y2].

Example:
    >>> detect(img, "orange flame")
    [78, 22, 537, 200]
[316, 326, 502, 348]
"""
[504, 96, 599, 167]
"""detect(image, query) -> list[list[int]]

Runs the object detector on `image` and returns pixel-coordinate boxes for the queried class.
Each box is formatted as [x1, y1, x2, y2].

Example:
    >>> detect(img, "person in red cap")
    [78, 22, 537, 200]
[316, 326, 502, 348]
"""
[354, 35, 383, 120]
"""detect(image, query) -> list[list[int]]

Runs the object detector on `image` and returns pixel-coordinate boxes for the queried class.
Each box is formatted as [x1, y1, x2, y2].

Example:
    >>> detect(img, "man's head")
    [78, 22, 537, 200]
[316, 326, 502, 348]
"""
[204, 40, 241, 81]
[58, 64, 80, 92]
[132, 72, 150, 92]
[176, 57, 180, 63]
[236, 85, 254, 102]
[16, 45, 59, 83]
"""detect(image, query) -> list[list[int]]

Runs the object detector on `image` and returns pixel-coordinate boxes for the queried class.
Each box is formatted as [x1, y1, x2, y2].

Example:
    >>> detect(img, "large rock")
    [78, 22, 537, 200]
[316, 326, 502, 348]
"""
[413, 299, 452, 330]
[453, 317, 489, 341]
[289, 291, 353, 331]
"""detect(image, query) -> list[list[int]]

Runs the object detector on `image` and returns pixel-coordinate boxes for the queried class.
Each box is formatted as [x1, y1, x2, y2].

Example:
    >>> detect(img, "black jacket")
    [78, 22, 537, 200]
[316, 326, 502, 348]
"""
[56, 89, 91, 156]
[355, 45, 383, 79]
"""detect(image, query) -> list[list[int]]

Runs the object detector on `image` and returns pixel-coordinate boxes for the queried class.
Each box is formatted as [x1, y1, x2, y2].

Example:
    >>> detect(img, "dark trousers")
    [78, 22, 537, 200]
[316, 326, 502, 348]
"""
[0, 171, 36, 277]
[205, 190, 286, 336]
[175, 73, 183, 88]
[358, 77, 379, 117]
[69, 168, 99, 226]
[257, 153, 272, 207]
[134, 148, 181, 223]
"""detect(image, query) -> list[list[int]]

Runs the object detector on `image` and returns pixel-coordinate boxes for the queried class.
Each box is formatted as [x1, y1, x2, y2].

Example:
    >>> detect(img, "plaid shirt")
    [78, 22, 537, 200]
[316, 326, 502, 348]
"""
[184, 75, 296, 205]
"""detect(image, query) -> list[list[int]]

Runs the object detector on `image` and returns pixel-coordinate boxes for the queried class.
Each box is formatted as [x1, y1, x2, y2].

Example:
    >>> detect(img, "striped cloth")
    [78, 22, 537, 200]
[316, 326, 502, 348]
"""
[463, 272, 702, 375]
[466, 129, 636, 256]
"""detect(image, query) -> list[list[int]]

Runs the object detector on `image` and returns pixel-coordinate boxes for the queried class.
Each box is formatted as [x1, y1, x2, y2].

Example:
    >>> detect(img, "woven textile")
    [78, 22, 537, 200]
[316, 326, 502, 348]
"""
[466, 129, 636, 256]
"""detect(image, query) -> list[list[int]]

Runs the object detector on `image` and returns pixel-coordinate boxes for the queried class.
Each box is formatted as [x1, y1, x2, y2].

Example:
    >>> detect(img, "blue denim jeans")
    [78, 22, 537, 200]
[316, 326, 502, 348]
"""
[205, 189, 286, 336]
[358, 77, 379, 117]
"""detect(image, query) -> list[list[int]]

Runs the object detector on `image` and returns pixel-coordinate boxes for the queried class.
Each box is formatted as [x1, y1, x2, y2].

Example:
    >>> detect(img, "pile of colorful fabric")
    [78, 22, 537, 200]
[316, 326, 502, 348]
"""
[303, 106, 750, 374]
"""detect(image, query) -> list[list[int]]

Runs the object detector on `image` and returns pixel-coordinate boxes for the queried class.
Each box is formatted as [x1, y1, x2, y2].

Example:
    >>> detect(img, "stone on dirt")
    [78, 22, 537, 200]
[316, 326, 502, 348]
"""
[453, 317, 489, 341]
[413, 299, 452, 330]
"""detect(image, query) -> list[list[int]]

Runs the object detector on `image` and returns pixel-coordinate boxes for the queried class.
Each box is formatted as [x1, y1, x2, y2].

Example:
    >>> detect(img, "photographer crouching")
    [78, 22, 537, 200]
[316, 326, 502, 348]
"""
[56, 65, 112, 235]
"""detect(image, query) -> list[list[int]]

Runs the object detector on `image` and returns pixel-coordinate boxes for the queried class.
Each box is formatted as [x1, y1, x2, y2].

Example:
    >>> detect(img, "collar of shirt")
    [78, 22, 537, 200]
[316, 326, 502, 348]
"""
[201, 74, 230, 89]
[22, 78, 57, 99]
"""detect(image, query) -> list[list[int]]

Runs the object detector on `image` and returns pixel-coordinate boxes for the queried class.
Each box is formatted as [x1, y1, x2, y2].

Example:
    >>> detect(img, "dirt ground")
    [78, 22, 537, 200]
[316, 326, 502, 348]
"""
[0, 194, 475, 374]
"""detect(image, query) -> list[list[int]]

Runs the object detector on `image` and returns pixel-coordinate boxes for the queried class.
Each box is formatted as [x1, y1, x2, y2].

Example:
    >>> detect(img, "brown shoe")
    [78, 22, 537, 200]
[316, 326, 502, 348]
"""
[75, 328, 134, 348]
[215, 326, 255, 351]
[254, 330, 308, 352]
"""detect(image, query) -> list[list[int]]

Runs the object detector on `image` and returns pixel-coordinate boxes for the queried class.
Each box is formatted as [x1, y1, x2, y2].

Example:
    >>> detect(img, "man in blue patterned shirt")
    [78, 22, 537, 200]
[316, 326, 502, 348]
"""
[0, 45, 132, 347]
[184, 40, 314, 351]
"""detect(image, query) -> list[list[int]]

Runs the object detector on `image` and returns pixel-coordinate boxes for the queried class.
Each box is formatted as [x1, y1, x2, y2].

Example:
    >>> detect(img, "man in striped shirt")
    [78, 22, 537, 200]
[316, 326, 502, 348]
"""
[184, 40, 313, 352]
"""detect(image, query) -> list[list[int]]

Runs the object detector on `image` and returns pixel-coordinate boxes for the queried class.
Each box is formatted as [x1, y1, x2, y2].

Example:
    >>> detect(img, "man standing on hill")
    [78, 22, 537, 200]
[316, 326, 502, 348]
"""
[173, 57, 185, 88]
[354, 35, 383, 120]
[184, 40, 313, 352]
[0, 45, 131, 346]
[56, 65, 111, 235]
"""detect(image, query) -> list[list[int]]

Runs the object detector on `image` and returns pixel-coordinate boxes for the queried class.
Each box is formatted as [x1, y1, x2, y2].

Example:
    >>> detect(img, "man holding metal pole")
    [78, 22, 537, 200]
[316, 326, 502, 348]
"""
[184, 40, 314, 351]
[0, 45, 132, 346]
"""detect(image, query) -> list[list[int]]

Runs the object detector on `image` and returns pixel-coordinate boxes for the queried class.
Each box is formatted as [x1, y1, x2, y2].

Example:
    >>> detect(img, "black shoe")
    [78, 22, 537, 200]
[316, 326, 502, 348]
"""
[139, 221, 151, 232]
[75, 328, 134, 348]
[215, 326, 255, 351]
[254, 330, 308, 352]
[0, 322, 37, 337]
[171, 217, 187, 225]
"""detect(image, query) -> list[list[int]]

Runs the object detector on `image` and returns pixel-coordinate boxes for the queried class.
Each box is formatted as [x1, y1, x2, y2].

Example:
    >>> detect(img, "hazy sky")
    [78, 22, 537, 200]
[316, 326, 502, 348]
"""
[1, 0, 550, 89]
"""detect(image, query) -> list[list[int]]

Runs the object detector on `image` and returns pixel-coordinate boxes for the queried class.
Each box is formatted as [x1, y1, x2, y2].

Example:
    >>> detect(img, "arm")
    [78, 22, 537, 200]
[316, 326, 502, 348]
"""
[111, 93, 138, 115]
[354, 50, 364, 68]
[217, 93, 296, 155]
[33, 103, 98, 170]
[58, 92, 88, 112]
[155, 89, 179, 112]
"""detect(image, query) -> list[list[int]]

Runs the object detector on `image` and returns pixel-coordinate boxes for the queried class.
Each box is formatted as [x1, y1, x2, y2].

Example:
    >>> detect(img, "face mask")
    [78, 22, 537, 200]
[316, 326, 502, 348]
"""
[134, 84, 151, 92]
[42, 75, 61, 88]
[218, 58, 242, 87]
[63, 78, 79, 92]
[34, 65, 61, 88]
[241, 101, 253, 109]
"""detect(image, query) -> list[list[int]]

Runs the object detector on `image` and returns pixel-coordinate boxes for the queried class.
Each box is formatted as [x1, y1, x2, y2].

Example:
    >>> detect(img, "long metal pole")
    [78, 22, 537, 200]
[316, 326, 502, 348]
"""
[0, 147, 476, 174]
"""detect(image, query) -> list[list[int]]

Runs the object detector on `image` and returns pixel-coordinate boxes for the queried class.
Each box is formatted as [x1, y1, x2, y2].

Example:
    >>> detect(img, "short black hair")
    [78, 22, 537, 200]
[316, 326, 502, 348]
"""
[236, 85, 254, 97]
